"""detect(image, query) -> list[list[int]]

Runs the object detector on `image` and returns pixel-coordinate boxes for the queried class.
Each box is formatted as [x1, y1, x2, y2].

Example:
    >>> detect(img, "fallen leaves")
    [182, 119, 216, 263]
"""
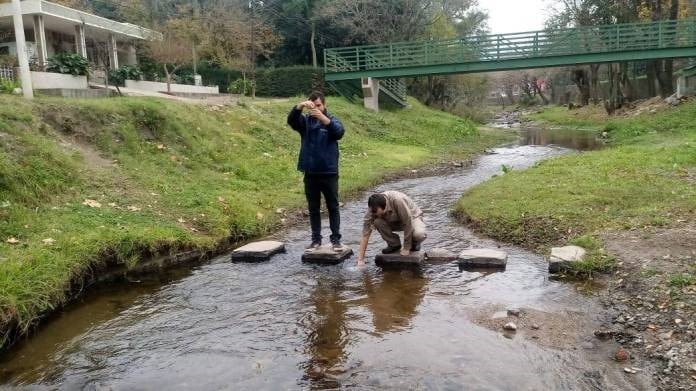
[42, 238, 55, 245]
[6, 237, 19, 244]
[82, 199, 102, 208]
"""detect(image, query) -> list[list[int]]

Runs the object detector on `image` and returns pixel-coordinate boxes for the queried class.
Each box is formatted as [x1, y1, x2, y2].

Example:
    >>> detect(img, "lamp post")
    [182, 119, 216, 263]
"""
[11, 0, 34, 99]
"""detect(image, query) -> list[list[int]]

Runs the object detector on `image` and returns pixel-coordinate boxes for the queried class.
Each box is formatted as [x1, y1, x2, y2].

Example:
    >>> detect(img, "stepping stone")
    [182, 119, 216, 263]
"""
[548, 245, 586, 273]
[231, 240, 285, 262]
[425, 248, 458, 263]
[375, 252, 425, 268]
[458, 249, 508, 269]
[302, 245, 353, 265]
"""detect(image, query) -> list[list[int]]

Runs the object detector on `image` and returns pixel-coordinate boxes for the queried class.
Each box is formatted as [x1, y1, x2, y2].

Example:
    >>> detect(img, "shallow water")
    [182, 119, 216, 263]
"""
[0, 130, 635, 390]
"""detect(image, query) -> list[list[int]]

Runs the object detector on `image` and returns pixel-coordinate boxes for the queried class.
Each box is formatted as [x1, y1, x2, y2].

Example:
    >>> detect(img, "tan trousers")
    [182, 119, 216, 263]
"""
[373, 217, 426, 248]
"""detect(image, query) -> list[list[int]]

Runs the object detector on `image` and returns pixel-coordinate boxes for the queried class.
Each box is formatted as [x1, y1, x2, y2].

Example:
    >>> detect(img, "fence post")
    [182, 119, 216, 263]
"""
[658, 21, 663, 47]
[389, 44, 393, 67]
[497, 35, 501, 60]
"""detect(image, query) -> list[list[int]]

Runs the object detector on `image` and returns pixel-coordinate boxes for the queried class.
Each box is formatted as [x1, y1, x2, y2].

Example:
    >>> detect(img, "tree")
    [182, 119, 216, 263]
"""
[148, 22, 192, 93]
[200, 2, 281, 97]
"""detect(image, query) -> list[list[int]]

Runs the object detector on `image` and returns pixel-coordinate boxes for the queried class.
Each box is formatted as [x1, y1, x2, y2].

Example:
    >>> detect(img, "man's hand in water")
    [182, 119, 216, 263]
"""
[357, 257, 366, 267]
[400, 248, 410, 256]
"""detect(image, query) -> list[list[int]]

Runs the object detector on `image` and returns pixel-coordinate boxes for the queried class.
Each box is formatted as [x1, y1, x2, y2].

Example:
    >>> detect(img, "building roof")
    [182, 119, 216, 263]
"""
[0, 0, 161, 41]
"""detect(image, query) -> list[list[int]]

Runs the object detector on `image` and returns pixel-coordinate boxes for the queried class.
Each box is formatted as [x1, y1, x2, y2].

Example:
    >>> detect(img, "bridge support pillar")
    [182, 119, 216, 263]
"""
[362, 77, 379, 111]
[677, 75, 688, 98]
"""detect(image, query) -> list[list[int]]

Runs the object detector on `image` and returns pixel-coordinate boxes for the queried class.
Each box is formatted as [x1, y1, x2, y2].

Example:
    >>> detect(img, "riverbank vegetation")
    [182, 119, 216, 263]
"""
[0, 95, 510, 348]
[455, 103, 696, 274]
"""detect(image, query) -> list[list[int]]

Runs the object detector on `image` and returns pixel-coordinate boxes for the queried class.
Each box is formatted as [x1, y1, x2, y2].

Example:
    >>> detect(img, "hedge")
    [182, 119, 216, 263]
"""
[255, 66, 325, 97]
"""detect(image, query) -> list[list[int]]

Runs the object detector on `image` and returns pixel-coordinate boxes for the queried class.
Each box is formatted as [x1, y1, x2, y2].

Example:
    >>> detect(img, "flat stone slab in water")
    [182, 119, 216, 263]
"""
[375, 252, 425, 267]
[231, 240, 285, 262]
[458, 249, 508, 269]
[425, 248, 459, 262]
[548, 245, 586, 273]
[302, 245, 353, 265]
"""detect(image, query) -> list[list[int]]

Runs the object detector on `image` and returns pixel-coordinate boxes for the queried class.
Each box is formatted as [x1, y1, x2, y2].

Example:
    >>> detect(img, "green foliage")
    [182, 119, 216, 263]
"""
[108, 65, 143, 86]
[256, 66, 324, 97]
[197, 64, 242, 93]
[0, 95, 509, 346]
[0, 79, 20, 94]
[229, 78, 254, 95]
[668, 273, 695, 288]
[46, 53, 89, 76]
[0, 55, 17, 67]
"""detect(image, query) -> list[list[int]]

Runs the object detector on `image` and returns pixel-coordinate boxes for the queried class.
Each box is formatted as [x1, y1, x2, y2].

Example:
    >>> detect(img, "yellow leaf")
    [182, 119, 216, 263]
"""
[82, 199, 102, 208]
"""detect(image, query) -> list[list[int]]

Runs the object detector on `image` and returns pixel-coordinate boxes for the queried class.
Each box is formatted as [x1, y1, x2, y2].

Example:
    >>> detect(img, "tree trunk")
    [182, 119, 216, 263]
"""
[604, 63, 624, 115]
[620, 62, 634, 101]
[573, 68, 590, 106]
[647, 60, 658, 96]
[589, 64, 600, 104]
[505, 86, 515, 104]
[164, 64, 171, 94]
[310, 21, 318, 68]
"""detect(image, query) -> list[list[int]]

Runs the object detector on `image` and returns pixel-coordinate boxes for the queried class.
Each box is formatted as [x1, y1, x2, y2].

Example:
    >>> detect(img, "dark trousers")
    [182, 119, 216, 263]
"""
[304, 174, 341, 243]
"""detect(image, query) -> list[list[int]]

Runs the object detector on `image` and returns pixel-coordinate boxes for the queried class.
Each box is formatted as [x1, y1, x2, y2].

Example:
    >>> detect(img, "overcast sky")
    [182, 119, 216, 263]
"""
[478, 0, 551, 34]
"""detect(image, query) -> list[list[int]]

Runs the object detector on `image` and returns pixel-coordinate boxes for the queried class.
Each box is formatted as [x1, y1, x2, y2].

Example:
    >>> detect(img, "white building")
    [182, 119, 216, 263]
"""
[0, 0, 160, 70]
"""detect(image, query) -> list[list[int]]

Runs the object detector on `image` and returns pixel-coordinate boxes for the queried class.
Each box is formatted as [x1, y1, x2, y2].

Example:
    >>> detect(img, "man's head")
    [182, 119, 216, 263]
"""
[308, 91, 326, 113]
[368, 193, 387, 217]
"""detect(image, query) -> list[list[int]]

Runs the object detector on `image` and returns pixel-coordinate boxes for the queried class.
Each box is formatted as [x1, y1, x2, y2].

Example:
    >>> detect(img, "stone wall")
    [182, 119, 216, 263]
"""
[125, 80, 219, 94]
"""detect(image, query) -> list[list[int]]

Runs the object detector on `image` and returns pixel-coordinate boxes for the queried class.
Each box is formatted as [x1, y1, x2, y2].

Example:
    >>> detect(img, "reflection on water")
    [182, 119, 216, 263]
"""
[518, 127, 603, 150]
[1, 139, 632, 390]
[362, 270, 425, 334]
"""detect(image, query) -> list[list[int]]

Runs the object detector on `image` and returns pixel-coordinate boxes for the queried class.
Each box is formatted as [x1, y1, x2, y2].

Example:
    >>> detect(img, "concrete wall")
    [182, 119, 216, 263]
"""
[31, 71, 88, 89]
[38, 88, 115, 98]
[125, 80, 219, 94]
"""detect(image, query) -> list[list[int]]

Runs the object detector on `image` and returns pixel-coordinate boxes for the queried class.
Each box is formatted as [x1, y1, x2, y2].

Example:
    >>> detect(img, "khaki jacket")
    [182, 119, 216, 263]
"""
[362, 191, 423, 248]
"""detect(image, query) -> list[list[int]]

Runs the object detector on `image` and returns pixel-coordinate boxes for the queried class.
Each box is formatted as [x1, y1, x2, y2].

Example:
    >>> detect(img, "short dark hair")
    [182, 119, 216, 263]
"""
[308, 91, 325, 104]
[368, 193, 387, 213]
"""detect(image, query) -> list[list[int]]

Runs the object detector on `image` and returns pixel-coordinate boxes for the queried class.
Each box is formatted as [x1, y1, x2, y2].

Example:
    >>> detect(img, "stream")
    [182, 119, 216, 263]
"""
[1, 127, 644, 390]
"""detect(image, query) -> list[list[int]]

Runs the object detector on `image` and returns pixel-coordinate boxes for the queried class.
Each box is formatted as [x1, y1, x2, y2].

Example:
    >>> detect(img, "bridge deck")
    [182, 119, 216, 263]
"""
[324, 19, 696, 81]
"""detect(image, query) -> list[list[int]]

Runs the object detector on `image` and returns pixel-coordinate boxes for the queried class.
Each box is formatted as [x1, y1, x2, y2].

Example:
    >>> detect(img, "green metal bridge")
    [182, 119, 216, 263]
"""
[324, 19, 696, 107]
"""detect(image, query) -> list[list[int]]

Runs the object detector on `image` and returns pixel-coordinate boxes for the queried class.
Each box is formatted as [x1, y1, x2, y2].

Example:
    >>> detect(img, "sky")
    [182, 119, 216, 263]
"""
[478, 0, 551, 34]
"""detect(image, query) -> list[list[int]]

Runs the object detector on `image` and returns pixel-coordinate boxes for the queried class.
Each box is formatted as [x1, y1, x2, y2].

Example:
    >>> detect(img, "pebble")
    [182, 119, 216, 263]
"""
[503, 322, 517, 331]
[581, 341, 595, 350]
[531, 324, 540, 330]
[615, 347, 629, 362]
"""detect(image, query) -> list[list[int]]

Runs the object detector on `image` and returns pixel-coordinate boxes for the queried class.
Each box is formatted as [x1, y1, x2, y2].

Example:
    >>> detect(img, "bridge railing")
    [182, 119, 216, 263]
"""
[325, 19, 696, 74]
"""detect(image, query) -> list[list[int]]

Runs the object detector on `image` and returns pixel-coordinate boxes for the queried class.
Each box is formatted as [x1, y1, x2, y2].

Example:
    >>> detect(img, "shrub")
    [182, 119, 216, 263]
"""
[46, 53, 89, 76]
[229, 78, 254, 95]
[108, 65, 143, 86]
[0, 78, 20, 94]
[255, 66, 324, 97]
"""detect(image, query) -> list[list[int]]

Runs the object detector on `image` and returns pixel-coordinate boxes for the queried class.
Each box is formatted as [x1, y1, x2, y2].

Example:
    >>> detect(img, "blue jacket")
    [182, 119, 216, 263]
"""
[287, 107, 345, 175]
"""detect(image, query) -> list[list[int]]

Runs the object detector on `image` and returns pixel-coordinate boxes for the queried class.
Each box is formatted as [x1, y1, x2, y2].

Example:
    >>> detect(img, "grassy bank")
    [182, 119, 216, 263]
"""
[0, 95, 510, 346]
[454, 103, 696, 271]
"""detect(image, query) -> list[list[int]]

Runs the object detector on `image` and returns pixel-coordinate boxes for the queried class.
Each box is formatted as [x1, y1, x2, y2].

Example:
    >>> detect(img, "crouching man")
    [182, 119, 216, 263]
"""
[357, 191, 427, 266]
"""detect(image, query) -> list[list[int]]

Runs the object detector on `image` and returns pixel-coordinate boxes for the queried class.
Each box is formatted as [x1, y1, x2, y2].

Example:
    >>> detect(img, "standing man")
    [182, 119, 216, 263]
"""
[288, 91, 345, 250]
[357, 191, 427, 266]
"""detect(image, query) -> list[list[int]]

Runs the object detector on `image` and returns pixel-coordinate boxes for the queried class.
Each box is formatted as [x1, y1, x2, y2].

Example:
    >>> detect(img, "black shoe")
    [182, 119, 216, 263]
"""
[331, 241, 343, 251]
[306, 241, 321, 250]
[381, 244, 402, 254]
[410, 242, 421, 252]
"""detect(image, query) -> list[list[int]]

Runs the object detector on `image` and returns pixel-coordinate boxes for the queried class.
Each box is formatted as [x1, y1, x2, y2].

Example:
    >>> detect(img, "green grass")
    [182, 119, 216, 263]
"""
[454, 103, 696, 274]
[0, 95, 510, 346]
[668, 273, 695, 288]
